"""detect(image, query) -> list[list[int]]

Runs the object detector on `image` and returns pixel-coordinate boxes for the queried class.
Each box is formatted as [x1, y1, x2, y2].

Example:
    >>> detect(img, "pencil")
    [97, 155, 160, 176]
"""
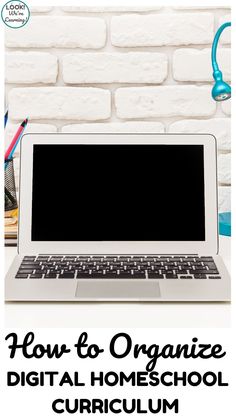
[8, 122, 28, 160]
[4, 110, 8, 128]
[4, 118, 28, 161]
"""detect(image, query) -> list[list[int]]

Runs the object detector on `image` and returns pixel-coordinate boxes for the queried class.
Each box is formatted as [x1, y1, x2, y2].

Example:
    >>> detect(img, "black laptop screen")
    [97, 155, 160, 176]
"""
[31, 144, 205, 241]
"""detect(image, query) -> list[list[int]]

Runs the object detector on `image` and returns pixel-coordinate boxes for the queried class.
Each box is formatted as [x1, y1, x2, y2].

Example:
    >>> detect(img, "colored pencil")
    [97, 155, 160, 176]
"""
[4, 110, 8, 128]
[5, 118, 28, 161]
[8, 127, 26, 160]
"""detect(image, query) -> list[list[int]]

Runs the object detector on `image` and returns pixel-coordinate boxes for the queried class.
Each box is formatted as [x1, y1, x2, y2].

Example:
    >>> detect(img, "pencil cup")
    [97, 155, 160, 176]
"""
[5, 158, 18, 212]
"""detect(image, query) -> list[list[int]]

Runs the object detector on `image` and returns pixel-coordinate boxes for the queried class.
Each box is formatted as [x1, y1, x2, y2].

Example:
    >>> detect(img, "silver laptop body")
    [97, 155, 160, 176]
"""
[5, 133, 230, 301]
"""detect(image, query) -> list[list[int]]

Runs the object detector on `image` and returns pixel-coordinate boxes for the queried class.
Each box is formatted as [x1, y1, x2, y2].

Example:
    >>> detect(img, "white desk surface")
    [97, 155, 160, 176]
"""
[4, 237, 231, 328]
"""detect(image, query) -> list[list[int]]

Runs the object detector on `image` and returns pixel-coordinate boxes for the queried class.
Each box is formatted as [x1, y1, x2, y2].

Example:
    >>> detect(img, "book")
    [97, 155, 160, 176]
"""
[5, 212, 18, 241]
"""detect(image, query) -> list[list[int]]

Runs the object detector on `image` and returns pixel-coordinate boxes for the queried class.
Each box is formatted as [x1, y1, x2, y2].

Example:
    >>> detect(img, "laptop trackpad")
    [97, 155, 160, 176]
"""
[75, 281, 161, 300]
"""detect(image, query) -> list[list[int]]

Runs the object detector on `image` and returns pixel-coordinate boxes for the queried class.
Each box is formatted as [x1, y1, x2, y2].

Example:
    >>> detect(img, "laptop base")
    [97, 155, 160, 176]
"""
[5, 254, 230, 302]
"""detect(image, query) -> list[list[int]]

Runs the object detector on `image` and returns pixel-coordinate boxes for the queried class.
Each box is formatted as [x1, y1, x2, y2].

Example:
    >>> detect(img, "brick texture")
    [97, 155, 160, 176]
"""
[8, 88, 111, 121]
[173, 48, 230, 82]
[5, 52, 58, 84]
[173, 6, 230, 9]
[30, 7, 53, 13]
[218, 154, 231, 184]
[5, 16, 106, 48]
[62, 52, 168, 84]
[222, 100, 231, 116]
[62, 121, 165, 133]
[218, 186, 230, 212]
[219, 15, 231, 44]
[61, 7, 162, 12]
[111, 13, 214, 47]
[115, 86, 216, 119]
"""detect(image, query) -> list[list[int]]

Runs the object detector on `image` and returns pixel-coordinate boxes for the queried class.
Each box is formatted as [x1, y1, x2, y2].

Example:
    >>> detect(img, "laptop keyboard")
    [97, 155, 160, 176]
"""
[15, 255, 221, 280]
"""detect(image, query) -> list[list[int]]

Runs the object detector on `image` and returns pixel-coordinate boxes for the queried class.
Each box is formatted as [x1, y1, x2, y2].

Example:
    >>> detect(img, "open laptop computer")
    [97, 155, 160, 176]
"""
[5, 133, 230, 301]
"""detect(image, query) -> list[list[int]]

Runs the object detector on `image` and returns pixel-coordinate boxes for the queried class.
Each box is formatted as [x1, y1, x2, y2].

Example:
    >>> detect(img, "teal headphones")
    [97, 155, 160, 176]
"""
[211, 22, 231, 101]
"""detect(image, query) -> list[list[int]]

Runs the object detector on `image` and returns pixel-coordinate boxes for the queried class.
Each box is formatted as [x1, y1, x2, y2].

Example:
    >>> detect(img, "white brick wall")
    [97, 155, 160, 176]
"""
[61, 7, 163, 12]
[111, 13, 214, 46]
[62, 53, 168, 84]
[62, 122, 165, 133]
[115, 86, 216, 119]
[219, 15, 231, 44]
[5, 16, 106, 48]
[222, 100, 231, 116]
[30, 7, 53, 13]
[5, 52, 58, 84]
[218, 154, 231, 185]
[9, 87, 111, 121]
[5, 6, 231, 212]
[173, 48, 231, 82]
[218, 186, 231, 213]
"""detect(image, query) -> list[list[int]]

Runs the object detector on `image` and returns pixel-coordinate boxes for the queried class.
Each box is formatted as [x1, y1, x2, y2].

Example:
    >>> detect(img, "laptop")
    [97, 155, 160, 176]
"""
[5, 133, 230, 301]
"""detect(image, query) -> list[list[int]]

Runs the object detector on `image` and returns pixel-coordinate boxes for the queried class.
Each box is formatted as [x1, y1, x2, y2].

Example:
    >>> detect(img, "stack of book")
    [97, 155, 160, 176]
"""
[5, 209, 18, 245]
